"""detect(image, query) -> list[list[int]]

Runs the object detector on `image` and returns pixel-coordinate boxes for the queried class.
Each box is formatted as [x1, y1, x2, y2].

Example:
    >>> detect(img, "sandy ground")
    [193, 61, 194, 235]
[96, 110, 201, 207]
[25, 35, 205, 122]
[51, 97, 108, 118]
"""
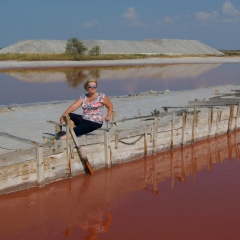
[1, 57, 240, 155]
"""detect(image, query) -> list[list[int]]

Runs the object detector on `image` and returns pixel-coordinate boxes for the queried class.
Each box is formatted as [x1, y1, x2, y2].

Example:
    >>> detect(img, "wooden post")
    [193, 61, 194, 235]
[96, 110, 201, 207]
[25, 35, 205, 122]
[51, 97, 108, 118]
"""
[66, 123, 71, 177]
[36, 146, 44, 186]
[152, 116, 158, 154]
[192, 106, 198, 143]
[112, 111, 118, 125]
[208, 108, 213, 138]
[115, 133, 119, 149]
[144, 132, 147, 157]
[171, 111, 175, 149]
[104, 130, 111, 168]
[181, 112, 187, 146]
[235, 103, 240, 130]
[216, 110, 222, 136]
[228, 106, 234, 133]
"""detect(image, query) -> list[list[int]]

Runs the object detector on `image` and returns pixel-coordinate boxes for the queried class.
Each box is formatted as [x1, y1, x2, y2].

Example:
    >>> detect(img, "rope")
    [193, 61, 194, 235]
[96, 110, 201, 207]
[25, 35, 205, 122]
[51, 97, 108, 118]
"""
[118, 135, 144, 145]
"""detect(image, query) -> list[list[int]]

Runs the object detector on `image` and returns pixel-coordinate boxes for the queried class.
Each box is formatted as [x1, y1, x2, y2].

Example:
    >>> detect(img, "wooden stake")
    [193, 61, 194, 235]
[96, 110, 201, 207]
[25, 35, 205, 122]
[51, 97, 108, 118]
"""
[144, 132, 147, 157]
[216, 110, 222, 136]
[192, 106, 197, 143]
[152, 116, 158, 154]
[208, 108, 213, 138]
[66, 122, 71, 177]
[171, 111, 175, 149]
[181, 112, 187, 146]
[63, 115, 94, 175]
[235, 103, 240, 130]
[104, 130, 111, 168]
[228, 106, 234, 133]
[36, 146, 44, 186]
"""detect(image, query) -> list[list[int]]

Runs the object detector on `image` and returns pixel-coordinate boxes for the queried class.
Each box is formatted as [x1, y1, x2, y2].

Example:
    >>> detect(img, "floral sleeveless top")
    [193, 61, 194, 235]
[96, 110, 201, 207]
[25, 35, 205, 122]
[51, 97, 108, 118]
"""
[80, 93, 105, 124]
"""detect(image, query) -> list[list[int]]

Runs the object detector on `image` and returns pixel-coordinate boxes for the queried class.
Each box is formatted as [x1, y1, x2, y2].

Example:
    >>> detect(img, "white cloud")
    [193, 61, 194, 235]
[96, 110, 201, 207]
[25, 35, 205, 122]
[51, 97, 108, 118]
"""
[122, 7, 138, 20]
[155, 15, 180, 27]
[121, 7, 146, 27]
[83, 20, 99, 29]
[194, 1, 240, 24]
[222, 0, 240, 16]
[195, 11, 218, 22]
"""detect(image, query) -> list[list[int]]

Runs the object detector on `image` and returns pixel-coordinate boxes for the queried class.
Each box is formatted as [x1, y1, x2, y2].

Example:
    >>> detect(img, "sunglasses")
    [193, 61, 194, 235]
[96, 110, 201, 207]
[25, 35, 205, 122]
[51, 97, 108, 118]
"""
[88, 85, 97, 89]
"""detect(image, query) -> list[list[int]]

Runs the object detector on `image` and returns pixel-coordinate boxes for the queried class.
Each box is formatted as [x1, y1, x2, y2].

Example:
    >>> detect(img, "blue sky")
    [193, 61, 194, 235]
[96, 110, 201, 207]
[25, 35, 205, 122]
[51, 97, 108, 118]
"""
[1, 0, 240, 50]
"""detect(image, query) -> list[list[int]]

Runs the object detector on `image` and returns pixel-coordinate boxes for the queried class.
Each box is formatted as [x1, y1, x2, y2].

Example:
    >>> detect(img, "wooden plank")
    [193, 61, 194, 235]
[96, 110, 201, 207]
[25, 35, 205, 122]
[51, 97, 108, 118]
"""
[188, 100, 240, 106]
[43, 140, 65, 156]
[0, 148, 36, 166]
[0, 132, 41, 146]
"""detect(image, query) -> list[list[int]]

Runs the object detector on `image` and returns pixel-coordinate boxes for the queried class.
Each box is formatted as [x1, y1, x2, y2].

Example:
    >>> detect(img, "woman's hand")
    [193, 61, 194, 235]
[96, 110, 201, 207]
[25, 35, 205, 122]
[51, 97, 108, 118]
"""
[60, 115, 65, 124]
[105, 116, 111, 122]
[59, 98, 83, 124]
[102, 96, 113, 122]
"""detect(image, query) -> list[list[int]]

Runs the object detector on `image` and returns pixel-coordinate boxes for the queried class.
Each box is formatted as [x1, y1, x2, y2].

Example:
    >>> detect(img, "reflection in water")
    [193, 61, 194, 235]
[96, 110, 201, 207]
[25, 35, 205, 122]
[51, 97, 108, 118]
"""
[1, 63, 240, 105]
[1, 64, 221, 83]
[65, 68, 88, 88]
[1, 131, 240, 239]
[65, 68, 101, 88]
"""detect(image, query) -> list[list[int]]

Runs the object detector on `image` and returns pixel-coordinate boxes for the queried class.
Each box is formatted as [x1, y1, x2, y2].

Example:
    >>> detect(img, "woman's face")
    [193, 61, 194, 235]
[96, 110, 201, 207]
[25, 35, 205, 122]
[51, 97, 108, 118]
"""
[87, 82, 97, 93]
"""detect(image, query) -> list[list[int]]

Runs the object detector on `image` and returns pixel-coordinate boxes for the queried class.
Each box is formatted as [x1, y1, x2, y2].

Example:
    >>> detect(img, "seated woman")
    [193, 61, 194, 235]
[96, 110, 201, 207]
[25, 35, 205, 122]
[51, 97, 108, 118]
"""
[58, 79, 113, 140]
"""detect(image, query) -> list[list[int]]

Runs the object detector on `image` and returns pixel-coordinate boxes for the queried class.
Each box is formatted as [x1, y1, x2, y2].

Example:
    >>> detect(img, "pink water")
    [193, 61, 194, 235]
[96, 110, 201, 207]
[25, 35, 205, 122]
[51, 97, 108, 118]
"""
[1, 131, 240, 240]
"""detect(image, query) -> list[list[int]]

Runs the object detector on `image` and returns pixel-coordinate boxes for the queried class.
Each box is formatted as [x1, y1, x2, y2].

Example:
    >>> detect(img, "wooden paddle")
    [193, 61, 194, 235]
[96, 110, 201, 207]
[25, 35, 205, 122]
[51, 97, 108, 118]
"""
[63, 115, 94, 175]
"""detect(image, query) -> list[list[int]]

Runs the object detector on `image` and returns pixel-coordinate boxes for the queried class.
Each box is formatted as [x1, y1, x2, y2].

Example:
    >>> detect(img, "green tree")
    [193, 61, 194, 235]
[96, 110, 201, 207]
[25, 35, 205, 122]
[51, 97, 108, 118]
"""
[89, 46, 101, 56]
[65, 37, 87, 55]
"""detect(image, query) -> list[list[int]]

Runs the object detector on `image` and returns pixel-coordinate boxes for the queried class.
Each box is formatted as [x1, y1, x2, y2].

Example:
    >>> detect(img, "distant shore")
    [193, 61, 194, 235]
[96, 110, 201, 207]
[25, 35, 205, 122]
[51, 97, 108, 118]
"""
[1, 56, 240, 70]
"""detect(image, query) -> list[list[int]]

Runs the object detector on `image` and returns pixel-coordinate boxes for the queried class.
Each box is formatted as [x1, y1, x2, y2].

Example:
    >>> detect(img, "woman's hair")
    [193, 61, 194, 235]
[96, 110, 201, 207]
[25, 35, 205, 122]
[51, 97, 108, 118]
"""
[83, 79, 98, 91]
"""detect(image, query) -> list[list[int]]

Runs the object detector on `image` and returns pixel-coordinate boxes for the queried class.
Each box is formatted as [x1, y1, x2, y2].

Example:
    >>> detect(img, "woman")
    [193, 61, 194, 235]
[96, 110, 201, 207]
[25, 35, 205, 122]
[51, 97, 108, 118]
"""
[58, 79, 113, 140]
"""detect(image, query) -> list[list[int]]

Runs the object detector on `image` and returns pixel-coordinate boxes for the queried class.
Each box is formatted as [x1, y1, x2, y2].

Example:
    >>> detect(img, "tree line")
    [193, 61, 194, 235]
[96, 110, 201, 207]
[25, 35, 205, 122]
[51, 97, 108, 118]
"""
[65, 37, 100, 56]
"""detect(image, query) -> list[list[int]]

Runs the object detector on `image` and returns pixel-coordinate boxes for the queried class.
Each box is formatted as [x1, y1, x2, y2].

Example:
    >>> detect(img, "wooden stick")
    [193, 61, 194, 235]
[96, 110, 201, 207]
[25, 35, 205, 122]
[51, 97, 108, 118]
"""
[171, 111, 175, 149]
[63, 115, 94, 175]
[235, 103, 240, 130]
[228, 106, 234, 133]
[66, 121, 71, 176]
[208, 108, 213, 138]
[36, 146, 44, 186]
[191, 106, 197, 143]
[181, 112, 187, 146]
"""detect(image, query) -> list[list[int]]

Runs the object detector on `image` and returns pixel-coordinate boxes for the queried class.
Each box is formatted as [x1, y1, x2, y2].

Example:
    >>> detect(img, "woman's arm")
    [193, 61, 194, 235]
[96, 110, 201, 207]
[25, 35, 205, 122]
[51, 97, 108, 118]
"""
[59, 98, 83, 124]
[102, 95, 113, 122]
